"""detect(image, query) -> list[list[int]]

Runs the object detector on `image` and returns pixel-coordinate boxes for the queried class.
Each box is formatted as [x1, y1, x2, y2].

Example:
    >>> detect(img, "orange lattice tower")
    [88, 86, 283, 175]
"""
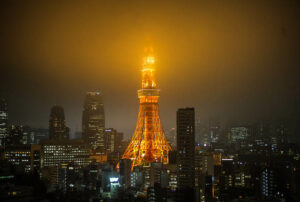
[122, 49, 171, 169]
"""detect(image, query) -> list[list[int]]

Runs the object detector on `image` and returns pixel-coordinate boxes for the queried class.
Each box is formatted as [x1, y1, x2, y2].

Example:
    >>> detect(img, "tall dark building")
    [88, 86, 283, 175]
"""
[33, 128, 49, 144]
[104, 128, 123, 153]
[6, 125, 23, 146]
[177, 108, 195, 189]
[261, 167, 278, 200]
[0, 98, 8, 147]
[49, 106, 69, 140]
[119, 159, 131, 189]
[82, 92, 105, 149]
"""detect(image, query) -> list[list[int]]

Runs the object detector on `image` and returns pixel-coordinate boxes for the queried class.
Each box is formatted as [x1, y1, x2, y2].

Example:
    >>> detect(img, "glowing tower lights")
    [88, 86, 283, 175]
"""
[121, 50, 171, 169]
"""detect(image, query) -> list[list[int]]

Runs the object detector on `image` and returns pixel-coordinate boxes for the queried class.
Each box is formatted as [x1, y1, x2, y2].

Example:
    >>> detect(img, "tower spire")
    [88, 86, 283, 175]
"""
[121, 49, 171, 170]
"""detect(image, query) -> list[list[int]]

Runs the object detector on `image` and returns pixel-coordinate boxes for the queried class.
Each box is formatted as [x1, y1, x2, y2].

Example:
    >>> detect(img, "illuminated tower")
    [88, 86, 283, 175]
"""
[122, 50, 171, 169]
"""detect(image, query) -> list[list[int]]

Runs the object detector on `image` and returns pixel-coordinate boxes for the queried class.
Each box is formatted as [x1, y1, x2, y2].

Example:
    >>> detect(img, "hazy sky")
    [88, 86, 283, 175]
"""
[0, 1, 299, 140]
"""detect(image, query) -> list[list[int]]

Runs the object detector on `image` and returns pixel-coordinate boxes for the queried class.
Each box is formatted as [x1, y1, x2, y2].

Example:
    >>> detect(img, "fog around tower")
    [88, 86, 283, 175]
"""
[0, 1, 299, 141]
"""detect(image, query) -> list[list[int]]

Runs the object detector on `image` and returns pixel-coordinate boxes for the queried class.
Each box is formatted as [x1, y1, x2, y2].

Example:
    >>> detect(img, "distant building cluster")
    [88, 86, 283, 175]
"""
[0, 94, 299, 201]
[0, 54, 299, 201]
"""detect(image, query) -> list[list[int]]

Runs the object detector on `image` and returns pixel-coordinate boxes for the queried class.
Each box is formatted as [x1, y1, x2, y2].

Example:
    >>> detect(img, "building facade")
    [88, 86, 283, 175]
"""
[41, 139, 90, 168]
[4, 144, 41, 172]
[82, 92, 105, 150]
[0, 99, 8, 147]
[49, 106, 69, 140]
[177, 108, 195, 189]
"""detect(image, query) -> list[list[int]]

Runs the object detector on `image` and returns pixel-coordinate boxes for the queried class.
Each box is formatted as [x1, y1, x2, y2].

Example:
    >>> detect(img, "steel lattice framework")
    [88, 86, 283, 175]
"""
[121, 52, 171, 169]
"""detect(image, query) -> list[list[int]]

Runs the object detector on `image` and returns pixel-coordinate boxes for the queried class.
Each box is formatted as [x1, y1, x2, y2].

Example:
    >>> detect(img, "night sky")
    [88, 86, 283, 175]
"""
[0, 1, 299, 140]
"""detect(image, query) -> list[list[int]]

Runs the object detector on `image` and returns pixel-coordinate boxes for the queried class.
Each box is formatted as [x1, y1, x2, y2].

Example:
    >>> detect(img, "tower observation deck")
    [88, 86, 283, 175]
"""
[121, 51, 171, 169]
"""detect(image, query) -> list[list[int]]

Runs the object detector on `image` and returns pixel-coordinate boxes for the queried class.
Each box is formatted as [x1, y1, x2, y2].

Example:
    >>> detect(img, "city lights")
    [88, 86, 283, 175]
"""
[109, 177, 119, 183]
[121, 52, 171, 169]
[0, 1, 299, 201]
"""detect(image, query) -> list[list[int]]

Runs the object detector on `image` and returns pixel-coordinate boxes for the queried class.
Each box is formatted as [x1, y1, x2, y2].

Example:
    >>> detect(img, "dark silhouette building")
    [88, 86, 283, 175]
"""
[104, 128, 123, 153]
[176, 108, 195, 189]
[4, 144, 41, 173]
[6, 125, 23, 146]
[0, 98, 8, 147]
[261, 166, 279, 200]
[119, 159, 131, 189]
[82, 92, 105, 149]
[49, 106, 69, 140]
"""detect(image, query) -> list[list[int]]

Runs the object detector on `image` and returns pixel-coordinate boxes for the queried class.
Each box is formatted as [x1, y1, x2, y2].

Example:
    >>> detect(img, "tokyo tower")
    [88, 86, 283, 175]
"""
[121, 50, 171, 169]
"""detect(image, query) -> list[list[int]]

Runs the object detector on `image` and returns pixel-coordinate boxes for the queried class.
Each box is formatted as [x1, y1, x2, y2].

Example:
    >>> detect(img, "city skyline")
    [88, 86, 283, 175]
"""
[1, 1, 299, 201]
[0, 1, 299, 141]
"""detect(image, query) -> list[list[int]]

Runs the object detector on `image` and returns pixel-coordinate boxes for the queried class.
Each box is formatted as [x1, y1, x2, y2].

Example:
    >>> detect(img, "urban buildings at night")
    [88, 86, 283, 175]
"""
[0, 54, 299, 202]
[4, 144, 41, 173]
[0, 52, 299, 202]
[49, 106, 69, 140]
[82, 92, 105, 150]
[1, 1, 300, 202]
[0, 99, 8, 147]
[177, 108, 195, 190]
[41, 139, 90, 168]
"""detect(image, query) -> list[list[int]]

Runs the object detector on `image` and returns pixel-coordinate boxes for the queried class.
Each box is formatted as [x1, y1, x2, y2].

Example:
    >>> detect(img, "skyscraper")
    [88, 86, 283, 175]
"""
[6, 125, 23, 146]
[261, 167, 278, 199]
[119, 159, 131, 189]
[209, 119, 220, 144]
[177, 108, 195, 189]
[104, 128, 123, 153]
[165, 128, 176, 148]
[0, 98, 8, 147]
[82, 92, 105, 149]
[121, 50, 171, 169]
[49, 106, 69, 140]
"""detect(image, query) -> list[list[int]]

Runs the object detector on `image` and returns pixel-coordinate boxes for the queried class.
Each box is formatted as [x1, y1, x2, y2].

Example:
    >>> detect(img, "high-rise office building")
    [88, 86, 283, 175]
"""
[114, 131, 123, 153]
[0, 98, 8, 147]
[230, 126, 249, 143]
[165, 163, 177, 191]
[4, 144, 41, 172]
[177, 108, 195, 189]
[33, 128, 49, 144]
[21, 126, 36, 144]
[82, 92, 105, 149]
[49, 106, 69, 140]
[165, 128, 176, 148]
[219, 158, 234, 192]
[104, 128, 115, 153]
[199, 122, 209, 147]
[104, 128, 123, 153]
[119, 159, 132, 189]
[195, 117, 201, 145]
[130, 167, 143, 188]
[41, 139, 90, 168]
[261, 167, 278, 199]
[6, 125, 23, 146]
[209, 119, 220, 144]
[142, 162, 163, 190]
[229, 122, 253, 148]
